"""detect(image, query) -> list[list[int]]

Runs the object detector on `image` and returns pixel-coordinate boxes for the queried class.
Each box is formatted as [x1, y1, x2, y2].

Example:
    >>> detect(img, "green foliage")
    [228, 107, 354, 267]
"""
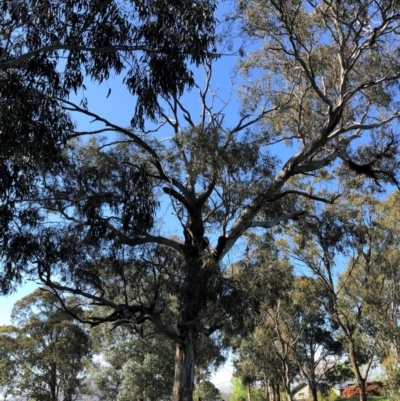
[195, 380, 221, 400]
[0, 0, 217, 295]
[382, 355, 400, 401]
[318, 389, 339, 401]
[87, 321, 175, 401]
[0, 289, 91, 401]
[282, 192, 400, 400]
[1, 0, 217, 127]
[230, 378, 265, 401]
[325, 363, 355, 385]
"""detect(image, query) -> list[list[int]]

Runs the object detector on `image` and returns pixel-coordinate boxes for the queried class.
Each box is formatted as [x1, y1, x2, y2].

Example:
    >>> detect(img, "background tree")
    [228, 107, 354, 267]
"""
[230, 378, 266, 401]
[283, 193, 400, 401]
[4, 1, 400, 401]
[288, 277, 342, 401]
[324, 362, 355, 385]
[194, 380, 221, 401]
[233, 256, 342, 401]
[233, 339, 264, 401]
[0, 289, 91, 401]
[229, 235, 296, 401]
[88, 324, 175, 401]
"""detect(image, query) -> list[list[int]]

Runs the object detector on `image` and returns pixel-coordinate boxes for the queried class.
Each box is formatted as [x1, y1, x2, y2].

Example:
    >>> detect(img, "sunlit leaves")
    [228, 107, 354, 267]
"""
[0, 289, 91, 401]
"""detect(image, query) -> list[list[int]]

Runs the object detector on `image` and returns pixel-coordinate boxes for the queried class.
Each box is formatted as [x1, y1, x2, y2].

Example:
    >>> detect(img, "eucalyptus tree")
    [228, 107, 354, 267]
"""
[88, 323, 175, 401]
[230, 377, 266, 401]
[194, 380, 221, 401]
[88, 312, 224, 401]
[282, 194, 400, 401]
[288, 278, 342, 401]
[0, 289, 91, 401]
[230, 235, 297, 401]
[373, 192, 400, 398]
[3, 2, 400, 401]
[232, 330, 285, 401]
[0, 0, 217, 295]
[231, 237, 341, 401]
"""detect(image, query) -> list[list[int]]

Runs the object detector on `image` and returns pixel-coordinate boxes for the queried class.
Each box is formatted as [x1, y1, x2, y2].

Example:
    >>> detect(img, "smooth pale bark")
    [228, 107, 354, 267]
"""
[246, 385, 252, 401]
[282, 362, 293, 401]
[262, 373, 270, 401]
[172, 328, 197, 401]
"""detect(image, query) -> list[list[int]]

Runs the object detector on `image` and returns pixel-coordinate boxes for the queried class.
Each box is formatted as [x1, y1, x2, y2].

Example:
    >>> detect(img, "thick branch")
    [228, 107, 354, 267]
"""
[251, 210, 305, 229]
[111, 229, 186, 255]
[150, 313, 181, 344]
[62, 99, 190, 198]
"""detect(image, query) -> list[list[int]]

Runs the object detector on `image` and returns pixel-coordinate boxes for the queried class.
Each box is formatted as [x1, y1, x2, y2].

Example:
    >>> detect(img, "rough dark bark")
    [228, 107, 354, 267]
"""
[358, 381, 367, 401]
[348, 341, 367, 401]
[277, 383, 281, 401]
[172, 328, 197, 401]
[310, 383, 318, 401]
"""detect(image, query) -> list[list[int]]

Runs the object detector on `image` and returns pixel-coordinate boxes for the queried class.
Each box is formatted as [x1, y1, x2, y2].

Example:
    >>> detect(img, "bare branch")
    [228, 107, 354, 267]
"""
[251, 210, 305, 229]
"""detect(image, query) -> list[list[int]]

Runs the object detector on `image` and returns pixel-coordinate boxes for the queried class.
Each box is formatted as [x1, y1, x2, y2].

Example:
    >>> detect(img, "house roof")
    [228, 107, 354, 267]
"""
[332, 381, 355, 390]
[292, 383, 308, 394]
[292, 380, 355, 395]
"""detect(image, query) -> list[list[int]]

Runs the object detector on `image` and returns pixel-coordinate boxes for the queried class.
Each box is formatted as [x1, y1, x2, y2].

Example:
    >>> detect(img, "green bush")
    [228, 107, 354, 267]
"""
[318, 389, 339, 401]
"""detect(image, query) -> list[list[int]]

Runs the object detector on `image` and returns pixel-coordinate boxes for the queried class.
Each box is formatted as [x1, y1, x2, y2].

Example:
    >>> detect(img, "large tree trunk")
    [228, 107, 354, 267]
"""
[358, 380, 367, 401]
[172, 328, 197, 401]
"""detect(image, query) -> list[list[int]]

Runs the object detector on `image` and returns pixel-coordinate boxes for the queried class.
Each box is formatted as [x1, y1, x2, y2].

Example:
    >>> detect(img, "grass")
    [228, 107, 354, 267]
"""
[336, 397, 389, 401]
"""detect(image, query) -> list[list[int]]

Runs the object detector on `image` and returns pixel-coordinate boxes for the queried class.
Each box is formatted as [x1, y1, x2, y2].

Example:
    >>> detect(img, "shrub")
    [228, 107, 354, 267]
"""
[341, 382, 383, 398]
[341, 386, 359, 399]
[366, 382, 383, 396]
[318, 389, 339, 401]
